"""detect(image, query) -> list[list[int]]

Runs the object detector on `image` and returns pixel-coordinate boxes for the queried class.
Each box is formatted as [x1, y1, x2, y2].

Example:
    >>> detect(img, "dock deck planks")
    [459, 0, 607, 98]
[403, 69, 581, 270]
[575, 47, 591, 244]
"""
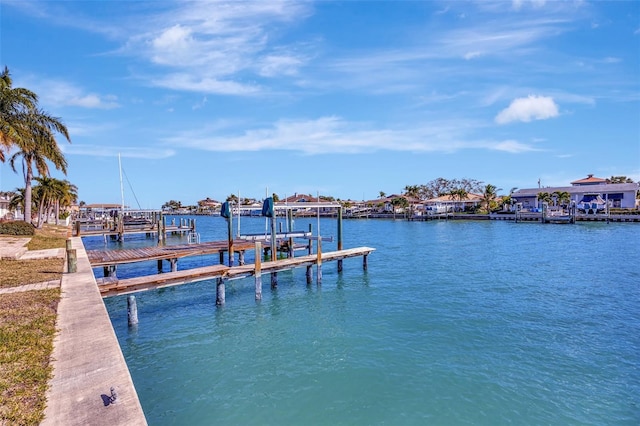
[98, 247, 375, 297]
[87, 240, 257, 267]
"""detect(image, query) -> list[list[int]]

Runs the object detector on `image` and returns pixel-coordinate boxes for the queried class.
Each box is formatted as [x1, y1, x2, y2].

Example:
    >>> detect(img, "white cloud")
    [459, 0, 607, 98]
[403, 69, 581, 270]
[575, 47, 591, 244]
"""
[495, 95, 559, 124]
[162, 116, 537, 155]
[64, 144, 175, 159]
[489, 140, 539, 153]
[18, 78, 120, 110]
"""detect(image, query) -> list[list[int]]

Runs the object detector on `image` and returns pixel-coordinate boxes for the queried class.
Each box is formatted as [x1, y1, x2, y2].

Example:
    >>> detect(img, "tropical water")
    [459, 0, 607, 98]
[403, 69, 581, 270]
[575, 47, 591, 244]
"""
[89, 216, 640, 425]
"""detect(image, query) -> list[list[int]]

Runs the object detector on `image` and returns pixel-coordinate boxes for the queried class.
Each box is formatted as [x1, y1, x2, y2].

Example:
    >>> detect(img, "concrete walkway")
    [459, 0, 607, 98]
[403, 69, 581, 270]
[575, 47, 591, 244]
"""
[41, 237, 147, 425]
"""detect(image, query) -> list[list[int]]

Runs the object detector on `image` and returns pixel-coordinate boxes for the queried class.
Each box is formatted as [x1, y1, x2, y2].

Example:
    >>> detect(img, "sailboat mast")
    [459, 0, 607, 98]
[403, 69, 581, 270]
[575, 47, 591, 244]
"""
[118, 153, 125, 213]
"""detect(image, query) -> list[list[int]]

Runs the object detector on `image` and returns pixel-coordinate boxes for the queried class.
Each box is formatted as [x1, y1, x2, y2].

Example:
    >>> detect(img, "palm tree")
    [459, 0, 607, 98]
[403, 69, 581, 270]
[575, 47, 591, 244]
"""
[9, 111, 69, 224]
[448, 188, 467, 212]
[0, 67, 38, 162]
[552, 191, 571, 207]
[9, 188, 27, 217]
[404, 185, 420, 199]
[537, 191, 552, 209]
[379, 191, 386, 199]
[33, 176, 57, 227]
[482, 184, 500, 213]
[3, 68, 71, 224]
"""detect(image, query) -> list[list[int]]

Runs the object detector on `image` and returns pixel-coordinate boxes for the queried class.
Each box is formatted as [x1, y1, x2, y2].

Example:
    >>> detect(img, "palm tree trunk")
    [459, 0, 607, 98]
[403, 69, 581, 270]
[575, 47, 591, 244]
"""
[24, 168, 33, 224]
[55, 200, 60, 225]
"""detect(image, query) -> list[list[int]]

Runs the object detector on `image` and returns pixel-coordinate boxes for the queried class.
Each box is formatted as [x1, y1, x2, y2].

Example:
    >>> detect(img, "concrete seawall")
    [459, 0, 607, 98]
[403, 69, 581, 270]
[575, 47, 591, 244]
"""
[42, 237, 147, 425]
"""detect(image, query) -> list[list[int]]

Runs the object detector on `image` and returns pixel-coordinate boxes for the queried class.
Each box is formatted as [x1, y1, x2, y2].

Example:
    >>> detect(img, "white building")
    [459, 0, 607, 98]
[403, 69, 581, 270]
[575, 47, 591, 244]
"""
[512, 175, 639, 211]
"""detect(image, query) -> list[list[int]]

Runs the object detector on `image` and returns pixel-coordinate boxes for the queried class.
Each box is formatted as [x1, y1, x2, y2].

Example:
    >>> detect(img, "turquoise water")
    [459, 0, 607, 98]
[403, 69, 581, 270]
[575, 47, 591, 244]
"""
[95, 217, 640, 425]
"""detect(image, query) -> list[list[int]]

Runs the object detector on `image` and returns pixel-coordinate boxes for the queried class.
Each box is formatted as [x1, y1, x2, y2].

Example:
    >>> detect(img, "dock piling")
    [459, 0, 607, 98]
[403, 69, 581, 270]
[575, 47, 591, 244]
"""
[127, 295, 138, 326]
[255, 242, 262, 300]
[216, 278, 225, 305]
[67, 249, 77, 273]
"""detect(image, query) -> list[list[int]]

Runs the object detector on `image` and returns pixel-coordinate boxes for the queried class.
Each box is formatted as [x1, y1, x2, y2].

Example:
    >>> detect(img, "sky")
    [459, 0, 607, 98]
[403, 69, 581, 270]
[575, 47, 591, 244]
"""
[1, 0, 639, 208]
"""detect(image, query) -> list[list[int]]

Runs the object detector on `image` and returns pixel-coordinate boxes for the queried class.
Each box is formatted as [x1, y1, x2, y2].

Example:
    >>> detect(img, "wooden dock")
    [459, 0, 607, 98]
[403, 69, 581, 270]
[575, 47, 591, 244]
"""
[87, 240, 256, 267]
[98, 247, 375, 298]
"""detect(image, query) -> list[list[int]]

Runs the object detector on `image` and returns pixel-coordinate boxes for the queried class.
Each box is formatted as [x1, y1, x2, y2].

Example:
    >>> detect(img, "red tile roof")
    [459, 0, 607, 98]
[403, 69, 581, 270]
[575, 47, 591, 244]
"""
[571, 174, 607, 185]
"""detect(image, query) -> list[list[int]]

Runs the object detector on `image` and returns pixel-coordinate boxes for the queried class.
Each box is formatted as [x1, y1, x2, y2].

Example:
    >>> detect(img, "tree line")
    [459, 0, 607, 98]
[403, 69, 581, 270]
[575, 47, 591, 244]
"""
[1, 66, 75, 226]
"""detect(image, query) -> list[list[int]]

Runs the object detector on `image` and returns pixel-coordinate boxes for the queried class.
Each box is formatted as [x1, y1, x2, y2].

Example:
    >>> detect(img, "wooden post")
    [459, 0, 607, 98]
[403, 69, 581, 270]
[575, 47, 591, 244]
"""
[255, 242, 262, 300]
[170, 258, 178, 272]
[363, 253, 368, 270]
[157, 259, 163, 273]
[75, 220, 81, 237]
[316, 238, 322, 283]
[66, 239, 72, 251]
[271, 271, 278, 289]
[306, 265, 312, 284]
[337, 207, 343, 272]
[306, 223, 312, 283]
[287, 209, 294, 258]
[161, 214, 166, 242]
[216, 278, 225, 305]
[227, 214, 234, 267]
[118, 211, 124, 242]
[157, 220, 162, 244]
[219, 251, 224, 265]
[239, 251, 245, 265]
[127, 295, 138, 326]
[270, 214, 277, 261]
[67, 249, 77, 273]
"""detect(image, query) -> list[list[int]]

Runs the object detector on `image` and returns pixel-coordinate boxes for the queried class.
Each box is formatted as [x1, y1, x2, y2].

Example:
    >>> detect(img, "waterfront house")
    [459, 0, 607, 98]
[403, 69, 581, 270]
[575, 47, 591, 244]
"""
[511, 175, 639, 211]
[0, 192, 14, 220]
[423, 192, 483, 213]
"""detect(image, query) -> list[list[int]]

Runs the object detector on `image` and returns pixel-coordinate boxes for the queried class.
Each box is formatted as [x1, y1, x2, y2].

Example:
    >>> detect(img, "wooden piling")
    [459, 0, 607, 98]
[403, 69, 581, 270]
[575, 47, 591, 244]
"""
[157, 259, 163, 273]
[227, 214, 234, 267]
[216, 278, 225, 305]
[255, 242, 262, 300]
[170, 258, 178, 272]
[271, 271, 278, 289]
[270, 213, 277, 262]
[317, 239, 322, 283]
[67, 249, 77, 273]
[337, 207, 343, 272]
[363, 253, 368, 270]
[127, 295, 138, 326]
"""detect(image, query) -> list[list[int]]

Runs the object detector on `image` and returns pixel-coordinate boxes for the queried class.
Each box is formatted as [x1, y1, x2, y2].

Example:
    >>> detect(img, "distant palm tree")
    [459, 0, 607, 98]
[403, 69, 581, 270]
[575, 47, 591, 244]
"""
[379, 191, 386, 199]
[9, 188, 27, 215]
[482, 184, 500, 213]
[403, 185, 420, 199]
[537, 191, 552, 209]
[448, 188, 467, 212]
[552, 191, 571, 207]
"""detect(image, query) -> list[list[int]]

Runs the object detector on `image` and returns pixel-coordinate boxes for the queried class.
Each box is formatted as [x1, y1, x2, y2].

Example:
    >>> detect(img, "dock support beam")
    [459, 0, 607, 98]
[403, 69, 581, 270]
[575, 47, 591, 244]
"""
[127, 295, 138, 326]
[157, 259, 163, 273]
[255, 242, 262, 300]
[363, 253, 368, 270]
[216, 278, 225, 306]
[170, 258, 178, 272]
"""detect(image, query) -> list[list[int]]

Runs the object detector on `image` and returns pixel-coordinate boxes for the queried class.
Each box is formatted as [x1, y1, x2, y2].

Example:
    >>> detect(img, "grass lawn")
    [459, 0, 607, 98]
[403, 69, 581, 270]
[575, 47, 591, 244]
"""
[0, 289, 60, 425]
[0, 224, 67, 424]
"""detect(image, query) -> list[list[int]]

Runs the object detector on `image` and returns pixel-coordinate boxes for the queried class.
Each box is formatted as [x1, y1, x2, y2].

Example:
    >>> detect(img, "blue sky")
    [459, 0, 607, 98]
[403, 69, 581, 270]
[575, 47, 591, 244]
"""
[2, 0, 639, 207]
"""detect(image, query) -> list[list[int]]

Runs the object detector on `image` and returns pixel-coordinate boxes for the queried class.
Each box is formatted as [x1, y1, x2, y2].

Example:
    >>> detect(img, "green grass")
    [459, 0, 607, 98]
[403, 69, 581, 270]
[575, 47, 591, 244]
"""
[0, 289, 60, 425]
